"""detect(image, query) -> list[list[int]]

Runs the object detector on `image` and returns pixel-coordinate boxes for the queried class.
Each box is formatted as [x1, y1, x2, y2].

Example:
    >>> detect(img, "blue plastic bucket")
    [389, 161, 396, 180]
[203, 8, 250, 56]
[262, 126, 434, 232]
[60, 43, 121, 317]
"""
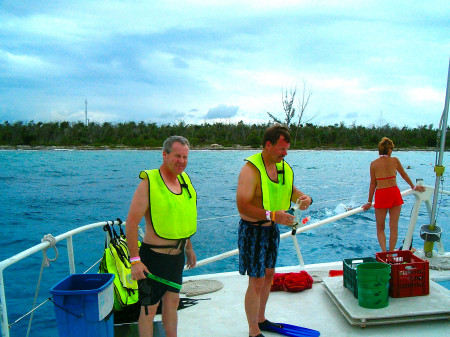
[50, 273, 115, 337]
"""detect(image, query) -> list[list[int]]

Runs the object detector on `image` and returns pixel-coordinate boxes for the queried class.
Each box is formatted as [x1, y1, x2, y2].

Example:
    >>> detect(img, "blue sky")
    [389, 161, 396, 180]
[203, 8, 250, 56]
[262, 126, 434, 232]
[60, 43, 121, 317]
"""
[1, 1, 449, 127]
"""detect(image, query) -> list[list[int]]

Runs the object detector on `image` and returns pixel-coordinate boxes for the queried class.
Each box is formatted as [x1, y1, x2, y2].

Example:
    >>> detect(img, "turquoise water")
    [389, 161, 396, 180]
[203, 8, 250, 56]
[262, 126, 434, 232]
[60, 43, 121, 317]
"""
[436, 280, 450, 290]
[0, 149, 449, 337]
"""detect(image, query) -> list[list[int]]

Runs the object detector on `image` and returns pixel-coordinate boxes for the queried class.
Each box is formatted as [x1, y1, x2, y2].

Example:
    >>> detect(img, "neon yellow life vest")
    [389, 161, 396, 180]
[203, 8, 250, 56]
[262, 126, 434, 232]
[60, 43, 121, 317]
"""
[139, 169, 197, 239]
[99, 237, 140, 311]
[246, 153, 294, 211]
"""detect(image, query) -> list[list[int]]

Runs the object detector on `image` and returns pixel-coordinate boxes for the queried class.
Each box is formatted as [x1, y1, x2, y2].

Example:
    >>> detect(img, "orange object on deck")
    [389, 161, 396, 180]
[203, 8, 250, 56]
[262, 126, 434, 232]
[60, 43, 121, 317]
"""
[328, 270, 344, 277]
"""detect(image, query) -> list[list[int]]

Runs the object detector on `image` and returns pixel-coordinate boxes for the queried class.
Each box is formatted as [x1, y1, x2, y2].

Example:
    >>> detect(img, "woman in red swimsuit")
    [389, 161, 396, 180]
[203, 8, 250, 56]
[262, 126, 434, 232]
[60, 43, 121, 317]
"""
[362, 137, 426, 252]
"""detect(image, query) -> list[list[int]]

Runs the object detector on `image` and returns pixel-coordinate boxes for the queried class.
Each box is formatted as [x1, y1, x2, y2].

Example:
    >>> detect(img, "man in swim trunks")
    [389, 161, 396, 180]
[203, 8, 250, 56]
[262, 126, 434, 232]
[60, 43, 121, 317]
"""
[362, 137, 425, 252]
[236, 124, 313, 337]
[126, 136, 197, 337]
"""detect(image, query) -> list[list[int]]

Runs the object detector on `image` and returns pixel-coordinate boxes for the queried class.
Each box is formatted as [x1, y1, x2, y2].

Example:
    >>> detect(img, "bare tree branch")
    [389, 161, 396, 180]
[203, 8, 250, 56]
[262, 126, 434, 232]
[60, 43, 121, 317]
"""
[294, 80, 313, 146]
[267, 85, 297, 127]
[266, 111, 282, 124]
[282, 86, 296, 127]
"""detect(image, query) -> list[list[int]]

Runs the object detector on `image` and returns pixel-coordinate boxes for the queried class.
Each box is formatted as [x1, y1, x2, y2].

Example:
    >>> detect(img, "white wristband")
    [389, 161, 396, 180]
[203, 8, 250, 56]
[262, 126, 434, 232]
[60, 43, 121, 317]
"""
[265, 210, 271, 221]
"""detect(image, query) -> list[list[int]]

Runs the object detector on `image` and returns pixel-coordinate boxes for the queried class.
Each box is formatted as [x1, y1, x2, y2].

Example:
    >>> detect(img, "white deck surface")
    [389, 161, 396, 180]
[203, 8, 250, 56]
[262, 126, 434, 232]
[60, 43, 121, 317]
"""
[323, 276, 450, 326]
[173, 262, 450, 337]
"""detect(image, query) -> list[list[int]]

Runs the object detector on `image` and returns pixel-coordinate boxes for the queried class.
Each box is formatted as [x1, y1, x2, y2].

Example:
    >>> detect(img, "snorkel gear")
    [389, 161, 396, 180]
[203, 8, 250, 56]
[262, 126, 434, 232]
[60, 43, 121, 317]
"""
[126, 272, 182, 290]
[287, 199, 311, 235]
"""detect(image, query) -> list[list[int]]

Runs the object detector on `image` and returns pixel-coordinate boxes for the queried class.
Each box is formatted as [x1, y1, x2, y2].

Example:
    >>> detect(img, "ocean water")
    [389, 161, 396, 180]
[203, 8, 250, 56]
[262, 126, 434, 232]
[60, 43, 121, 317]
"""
[0, 149, 449, 337]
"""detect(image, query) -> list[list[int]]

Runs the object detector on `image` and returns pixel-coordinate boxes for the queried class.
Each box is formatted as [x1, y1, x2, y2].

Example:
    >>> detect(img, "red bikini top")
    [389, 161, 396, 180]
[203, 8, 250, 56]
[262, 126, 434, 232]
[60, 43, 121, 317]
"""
[376, 176, 396, 181]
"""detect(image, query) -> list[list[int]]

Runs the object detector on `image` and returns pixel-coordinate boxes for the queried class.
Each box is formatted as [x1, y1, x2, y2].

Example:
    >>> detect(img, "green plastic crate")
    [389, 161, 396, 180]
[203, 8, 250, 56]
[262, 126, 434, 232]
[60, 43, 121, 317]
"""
[343, 257, 376, 298]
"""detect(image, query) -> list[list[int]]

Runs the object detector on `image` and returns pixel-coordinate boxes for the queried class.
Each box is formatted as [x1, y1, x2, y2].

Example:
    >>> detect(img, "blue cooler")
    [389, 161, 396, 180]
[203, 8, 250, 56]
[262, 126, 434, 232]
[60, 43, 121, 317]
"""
[50, 273, 115, 337]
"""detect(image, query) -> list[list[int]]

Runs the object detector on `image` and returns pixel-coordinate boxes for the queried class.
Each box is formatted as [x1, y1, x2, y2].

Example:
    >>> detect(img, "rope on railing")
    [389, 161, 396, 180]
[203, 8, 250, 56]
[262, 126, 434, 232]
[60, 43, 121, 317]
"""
[8, 298, 50, 330]
[197, 214, 239, 222]
[24, 234, 59, 337]
[196, 195, 368, 224]
[41, 234, 58, 267]
[313, 194, 367, 206]
[84, 257, 104, 273]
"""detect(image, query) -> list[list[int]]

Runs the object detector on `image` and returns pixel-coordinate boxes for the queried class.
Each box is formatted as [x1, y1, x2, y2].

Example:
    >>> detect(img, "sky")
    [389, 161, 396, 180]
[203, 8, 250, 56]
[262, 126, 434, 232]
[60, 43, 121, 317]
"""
[1, 1, 449, 128]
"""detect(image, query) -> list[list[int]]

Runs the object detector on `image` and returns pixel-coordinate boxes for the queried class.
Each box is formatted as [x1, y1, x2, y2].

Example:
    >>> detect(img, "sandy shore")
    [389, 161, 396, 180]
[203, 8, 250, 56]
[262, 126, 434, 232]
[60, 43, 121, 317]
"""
[0, 145, 438, 151]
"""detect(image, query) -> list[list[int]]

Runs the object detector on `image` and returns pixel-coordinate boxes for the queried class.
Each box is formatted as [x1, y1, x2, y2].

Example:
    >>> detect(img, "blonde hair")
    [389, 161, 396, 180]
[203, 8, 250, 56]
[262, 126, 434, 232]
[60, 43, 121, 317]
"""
[378, 137, 394, 155]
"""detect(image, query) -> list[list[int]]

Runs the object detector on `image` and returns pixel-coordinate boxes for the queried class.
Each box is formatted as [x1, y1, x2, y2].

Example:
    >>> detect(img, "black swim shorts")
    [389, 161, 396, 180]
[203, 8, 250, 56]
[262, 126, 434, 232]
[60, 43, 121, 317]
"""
[238, 219, 280, 278]
[138, 243, 185, 307]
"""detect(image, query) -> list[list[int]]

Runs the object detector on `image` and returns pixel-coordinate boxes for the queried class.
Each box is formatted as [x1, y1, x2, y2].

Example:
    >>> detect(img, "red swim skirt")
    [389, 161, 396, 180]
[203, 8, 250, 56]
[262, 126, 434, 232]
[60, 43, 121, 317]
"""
[374, 186, 404, 209]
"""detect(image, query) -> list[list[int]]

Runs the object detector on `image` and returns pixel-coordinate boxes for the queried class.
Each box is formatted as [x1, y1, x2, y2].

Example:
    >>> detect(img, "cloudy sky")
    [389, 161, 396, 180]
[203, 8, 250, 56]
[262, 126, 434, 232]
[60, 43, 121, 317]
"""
[1, 1, 449, 127]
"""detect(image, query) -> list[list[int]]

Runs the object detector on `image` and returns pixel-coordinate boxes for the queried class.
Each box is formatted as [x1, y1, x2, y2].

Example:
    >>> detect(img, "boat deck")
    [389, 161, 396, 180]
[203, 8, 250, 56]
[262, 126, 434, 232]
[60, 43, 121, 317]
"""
[171, 262, 450, 337]
[323, 276, 450, 327]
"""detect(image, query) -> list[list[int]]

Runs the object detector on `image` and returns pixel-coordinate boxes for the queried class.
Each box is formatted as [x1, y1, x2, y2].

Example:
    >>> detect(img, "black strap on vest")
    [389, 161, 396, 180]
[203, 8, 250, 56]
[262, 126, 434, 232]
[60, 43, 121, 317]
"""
[146, 239, 187, 251]
[103, 224, 114, 248]
[102, 219, 132, 267]
[277, 160, 286, 185]
[179, 174, 192, 198]
[117, 218, 125, 236]
[246, 219, 270, 225]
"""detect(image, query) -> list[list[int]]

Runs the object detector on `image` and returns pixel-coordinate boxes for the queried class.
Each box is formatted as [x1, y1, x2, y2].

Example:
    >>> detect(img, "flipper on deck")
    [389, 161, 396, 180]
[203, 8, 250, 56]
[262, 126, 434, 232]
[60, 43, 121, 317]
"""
[258, 320, 320, 337]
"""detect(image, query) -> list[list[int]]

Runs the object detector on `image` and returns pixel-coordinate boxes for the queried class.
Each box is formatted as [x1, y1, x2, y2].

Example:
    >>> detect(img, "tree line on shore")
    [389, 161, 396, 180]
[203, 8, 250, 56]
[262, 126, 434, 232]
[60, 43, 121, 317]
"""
[0, 120, 446, 150]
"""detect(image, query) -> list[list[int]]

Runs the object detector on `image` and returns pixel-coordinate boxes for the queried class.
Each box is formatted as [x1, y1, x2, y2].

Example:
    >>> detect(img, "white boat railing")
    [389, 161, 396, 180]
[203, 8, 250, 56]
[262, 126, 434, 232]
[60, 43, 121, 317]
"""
[0, 186, 446, 337]
[194, 186, 448, 269]
[0, 220, 122, 337]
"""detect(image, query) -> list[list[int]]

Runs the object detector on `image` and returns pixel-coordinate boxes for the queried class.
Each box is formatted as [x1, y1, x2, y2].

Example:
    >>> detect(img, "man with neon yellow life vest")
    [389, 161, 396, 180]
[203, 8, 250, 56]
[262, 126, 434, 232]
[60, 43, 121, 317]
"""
[126, 136, 197, 337]
[236, 124, 312, 337]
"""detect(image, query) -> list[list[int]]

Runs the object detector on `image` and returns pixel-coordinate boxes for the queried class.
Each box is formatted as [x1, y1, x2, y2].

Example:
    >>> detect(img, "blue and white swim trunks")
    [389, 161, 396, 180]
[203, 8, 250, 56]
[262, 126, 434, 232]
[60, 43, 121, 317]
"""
[238, 219, 280, 278]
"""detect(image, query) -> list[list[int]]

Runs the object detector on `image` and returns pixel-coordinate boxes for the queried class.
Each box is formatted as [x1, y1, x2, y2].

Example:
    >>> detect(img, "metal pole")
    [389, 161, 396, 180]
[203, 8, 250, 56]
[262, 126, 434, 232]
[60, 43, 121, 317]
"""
[424, 58, 450, 256]
[430, 59, 450, 225]
[0, 270, 10, 337]
[403, 193, 424, 252]
[67, 236, 76, 274]
[291, 235, 305, 267]
[85, 99, 88, 126]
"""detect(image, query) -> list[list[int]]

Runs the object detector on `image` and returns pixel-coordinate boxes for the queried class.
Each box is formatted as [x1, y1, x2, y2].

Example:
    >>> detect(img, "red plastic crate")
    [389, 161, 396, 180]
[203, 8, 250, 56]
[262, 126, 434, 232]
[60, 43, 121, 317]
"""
[376, 250, 429, 298]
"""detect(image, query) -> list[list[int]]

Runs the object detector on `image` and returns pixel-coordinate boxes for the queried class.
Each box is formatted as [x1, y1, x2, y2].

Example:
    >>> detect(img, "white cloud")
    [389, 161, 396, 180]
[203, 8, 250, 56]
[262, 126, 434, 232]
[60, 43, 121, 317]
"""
[406, 87, 444, 104]
[205, 104, 239, 119]
[0, 1, 449, 127]
[0, 50, 57, 77]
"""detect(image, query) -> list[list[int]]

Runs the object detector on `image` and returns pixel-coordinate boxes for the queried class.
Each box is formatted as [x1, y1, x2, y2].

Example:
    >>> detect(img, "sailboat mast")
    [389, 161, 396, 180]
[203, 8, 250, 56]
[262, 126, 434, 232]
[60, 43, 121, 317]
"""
[430, 59, 450, 226]
[423, 59, 450, 257]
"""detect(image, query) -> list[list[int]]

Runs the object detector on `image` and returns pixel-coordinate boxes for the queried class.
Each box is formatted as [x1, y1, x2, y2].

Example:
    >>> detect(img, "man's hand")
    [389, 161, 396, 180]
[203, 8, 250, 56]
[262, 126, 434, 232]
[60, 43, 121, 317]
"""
[131, 261, 149, 280]
[274, 210, 295, 227]
[185, 247, 197, 269]
[297, 195, 312, 210]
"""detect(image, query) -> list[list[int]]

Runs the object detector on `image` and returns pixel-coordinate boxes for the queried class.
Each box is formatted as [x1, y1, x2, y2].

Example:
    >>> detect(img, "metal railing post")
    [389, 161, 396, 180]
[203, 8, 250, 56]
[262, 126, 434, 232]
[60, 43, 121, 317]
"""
[402, 187, 434, 252]
[291, 235, 305, 267]
[403, 194, 422, 252]
[0, 269, 10, 337]
[67, 236, 76, 274]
